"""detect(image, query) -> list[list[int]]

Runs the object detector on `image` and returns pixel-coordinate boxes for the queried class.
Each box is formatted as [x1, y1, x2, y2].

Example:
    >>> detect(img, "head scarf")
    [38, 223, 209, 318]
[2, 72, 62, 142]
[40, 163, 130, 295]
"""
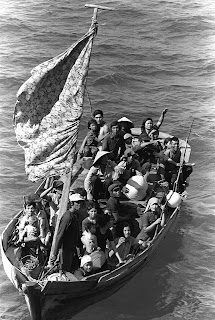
[144, 197, 160, 212]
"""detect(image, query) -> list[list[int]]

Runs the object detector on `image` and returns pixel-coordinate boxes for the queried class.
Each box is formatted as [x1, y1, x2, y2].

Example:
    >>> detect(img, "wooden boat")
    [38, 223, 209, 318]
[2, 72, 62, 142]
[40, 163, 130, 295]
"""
[0, 5, 192, 320]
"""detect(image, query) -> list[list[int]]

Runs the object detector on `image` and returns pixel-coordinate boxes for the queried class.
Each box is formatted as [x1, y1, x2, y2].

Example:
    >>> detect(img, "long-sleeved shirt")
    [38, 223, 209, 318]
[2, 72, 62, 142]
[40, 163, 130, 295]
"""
[102, 133, 125, 161]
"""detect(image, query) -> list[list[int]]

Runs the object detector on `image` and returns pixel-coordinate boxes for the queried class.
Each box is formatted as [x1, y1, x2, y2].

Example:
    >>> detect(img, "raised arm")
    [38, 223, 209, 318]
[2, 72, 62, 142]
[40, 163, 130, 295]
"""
[156, 108, 168, 129]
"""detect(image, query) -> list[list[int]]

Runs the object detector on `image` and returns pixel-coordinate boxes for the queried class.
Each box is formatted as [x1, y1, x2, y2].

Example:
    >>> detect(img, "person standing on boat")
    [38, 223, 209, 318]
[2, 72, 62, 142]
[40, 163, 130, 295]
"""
[102, 121, 126, 161]
[136, 197, 165, 244]
[93, 109, 109, 142]
[48, 193, 84, 272]
[139, 108, 168, 142]
[84, 151, 124, 200]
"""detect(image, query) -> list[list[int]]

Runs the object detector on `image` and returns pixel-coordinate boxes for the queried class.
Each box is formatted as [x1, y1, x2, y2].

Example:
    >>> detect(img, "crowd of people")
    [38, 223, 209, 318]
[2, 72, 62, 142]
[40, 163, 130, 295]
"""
[13, 109, 193, 281]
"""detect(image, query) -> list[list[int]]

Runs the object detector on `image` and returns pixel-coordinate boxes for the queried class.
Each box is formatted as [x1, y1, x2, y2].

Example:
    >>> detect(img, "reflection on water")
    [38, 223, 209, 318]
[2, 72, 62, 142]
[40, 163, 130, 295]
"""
[1, 0, 215, 319]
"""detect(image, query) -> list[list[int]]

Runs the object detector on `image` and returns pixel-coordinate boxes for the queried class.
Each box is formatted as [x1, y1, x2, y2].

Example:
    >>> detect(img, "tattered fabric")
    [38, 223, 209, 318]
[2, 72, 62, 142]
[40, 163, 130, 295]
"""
[13, 24, 97, 182]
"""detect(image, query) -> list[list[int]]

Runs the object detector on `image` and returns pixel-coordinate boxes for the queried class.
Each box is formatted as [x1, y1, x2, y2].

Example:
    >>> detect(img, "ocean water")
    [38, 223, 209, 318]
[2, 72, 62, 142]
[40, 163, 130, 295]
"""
[1, 0, 215, 319]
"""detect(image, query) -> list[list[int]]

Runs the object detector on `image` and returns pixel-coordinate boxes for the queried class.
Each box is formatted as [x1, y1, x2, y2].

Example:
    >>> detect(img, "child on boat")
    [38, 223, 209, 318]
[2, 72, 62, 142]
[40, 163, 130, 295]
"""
[81, 201, 98, 232]
[19, 215, 40, 242]
[81, 221, 98, 254]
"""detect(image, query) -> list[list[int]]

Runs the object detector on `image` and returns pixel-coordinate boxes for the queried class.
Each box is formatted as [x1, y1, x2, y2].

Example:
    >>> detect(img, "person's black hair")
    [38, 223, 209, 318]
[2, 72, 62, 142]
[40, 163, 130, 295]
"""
[93, 109, 103, 117]
[87, 119, 98, 129]
[141, 117, 153, 133]
[24, 200, 37, 208]
[171, 136, 179, 143]
[110, 120, 120, 129]
[86, 200, 99, 211]
[163, 137, 172, 146]
[97, 214, 110, 228]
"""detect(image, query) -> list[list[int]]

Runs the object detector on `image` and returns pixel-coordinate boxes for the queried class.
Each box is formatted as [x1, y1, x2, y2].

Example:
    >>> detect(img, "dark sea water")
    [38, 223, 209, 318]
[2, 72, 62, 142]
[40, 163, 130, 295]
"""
[1, 0, 215, 319]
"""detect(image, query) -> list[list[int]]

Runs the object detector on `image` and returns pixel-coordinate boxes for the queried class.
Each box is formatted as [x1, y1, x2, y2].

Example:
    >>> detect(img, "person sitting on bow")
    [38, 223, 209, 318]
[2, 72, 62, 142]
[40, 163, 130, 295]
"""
[102, 120, 126, 162]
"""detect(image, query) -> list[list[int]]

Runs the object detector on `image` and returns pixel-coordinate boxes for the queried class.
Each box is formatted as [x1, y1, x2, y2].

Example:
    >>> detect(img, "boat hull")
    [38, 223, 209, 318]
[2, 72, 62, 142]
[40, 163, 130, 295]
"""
[1, 205, 179, 320]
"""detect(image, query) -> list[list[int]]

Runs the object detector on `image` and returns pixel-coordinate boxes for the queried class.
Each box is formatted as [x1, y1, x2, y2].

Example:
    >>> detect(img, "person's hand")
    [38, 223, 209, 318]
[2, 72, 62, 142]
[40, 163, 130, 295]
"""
[116, 261, 125, 267]
[118, 237, 125, 245]
[163, 108, 168, 114]
[155, 218, 161, 225]
[87, 193, 93, 201]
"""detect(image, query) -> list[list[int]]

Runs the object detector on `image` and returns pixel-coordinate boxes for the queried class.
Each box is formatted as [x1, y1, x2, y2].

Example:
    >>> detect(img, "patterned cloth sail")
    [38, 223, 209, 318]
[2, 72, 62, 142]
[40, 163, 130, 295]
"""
[13, 23, 97, 182]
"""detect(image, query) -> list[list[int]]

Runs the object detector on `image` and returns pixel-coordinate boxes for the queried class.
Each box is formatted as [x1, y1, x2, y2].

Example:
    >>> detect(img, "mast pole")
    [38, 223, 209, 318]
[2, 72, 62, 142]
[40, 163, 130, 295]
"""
[48, 4, 114, 268]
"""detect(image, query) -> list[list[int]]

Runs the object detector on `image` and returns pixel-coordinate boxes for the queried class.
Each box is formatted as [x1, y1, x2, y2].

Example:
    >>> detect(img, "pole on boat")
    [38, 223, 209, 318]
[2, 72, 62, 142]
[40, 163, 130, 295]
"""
[85, 3, 115, 25]
[84, 4, 115, 115]
[173, 119, 194, 192]
[47, 4, 115, 268]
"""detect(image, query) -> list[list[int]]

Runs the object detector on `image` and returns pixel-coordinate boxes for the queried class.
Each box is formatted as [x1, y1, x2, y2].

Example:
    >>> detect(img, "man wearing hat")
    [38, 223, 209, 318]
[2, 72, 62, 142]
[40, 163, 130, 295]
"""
[118, 117, 134, 135]
[84, 151, 117, 200]
[106, 182, 140, 237]
[48, 193, 84, 272]
[106, 182, 131, 235]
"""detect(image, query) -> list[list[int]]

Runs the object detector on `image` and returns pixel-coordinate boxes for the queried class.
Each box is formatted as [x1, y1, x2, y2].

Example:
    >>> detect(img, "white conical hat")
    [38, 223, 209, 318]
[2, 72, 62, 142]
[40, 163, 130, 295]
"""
[118, 117, 133, 123]
[93, 151, 110, 165]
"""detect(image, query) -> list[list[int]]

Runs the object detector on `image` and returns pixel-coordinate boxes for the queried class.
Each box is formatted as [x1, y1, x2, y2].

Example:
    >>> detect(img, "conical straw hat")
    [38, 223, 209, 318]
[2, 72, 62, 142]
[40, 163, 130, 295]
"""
[93, 151, 110, 165]
[118, 117, 133, 123]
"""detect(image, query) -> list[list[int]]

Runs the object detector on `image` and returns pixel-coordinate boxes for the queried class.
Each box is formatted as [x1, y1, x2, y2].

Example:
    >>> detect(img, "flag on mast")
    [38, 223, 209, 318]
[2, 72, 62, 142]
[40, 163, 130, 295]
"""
[13, 23, 97, 182]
